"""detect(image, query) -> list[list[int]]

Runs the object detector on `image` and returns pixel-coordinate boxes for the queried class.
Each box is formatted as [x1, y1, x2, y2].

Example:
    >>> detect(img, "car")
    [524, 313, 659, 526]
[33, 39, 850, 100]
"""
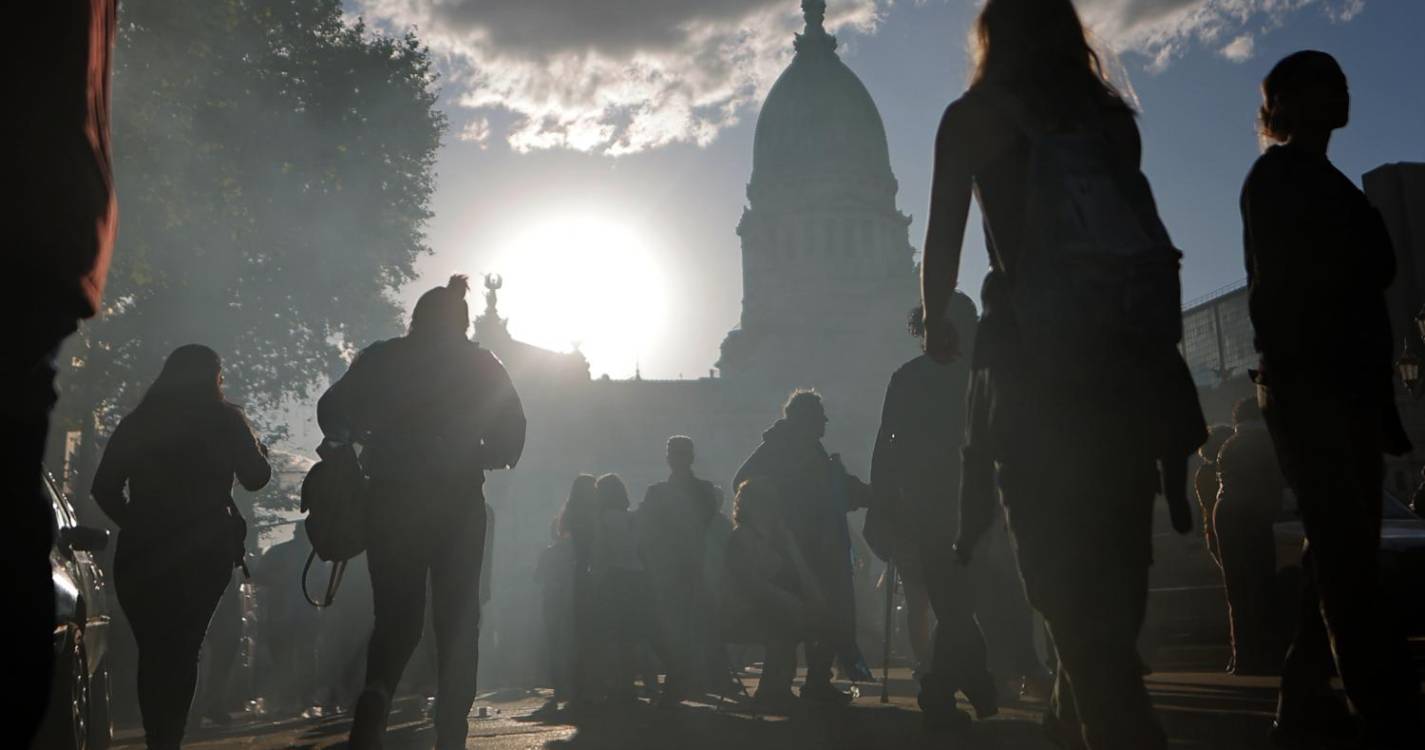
[34, 472, 114, 750]
[1274, 491, 1425, 636]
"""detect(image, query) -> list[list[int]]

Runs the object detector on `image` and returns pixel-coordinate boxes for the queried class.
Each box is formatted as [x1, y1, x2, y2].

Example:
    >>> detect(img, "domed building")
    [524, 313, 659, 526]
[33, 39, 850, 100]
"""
[719, 0, 920, 394]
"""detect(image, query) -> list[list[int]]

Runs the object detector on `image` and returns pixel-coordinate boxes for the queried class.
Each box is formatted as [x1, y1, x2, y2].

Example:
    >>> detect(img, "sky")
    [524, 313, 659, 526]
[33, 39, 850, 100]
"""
[348, 0, 1425, 380]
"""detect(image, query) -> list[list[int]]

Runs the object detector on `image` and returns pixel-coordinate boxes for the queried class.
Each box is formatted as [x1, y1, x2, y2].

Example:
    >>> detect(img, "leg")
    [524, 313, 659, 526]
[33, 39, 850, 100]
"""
[757, 641, 798, 699]
[918, 551, 993, 720]
[351, 506, 432, 748]
[429, 502, 485, 748]
[121, 542, 233, 750]
[1266, 396, 1423, 742]
[902, 577, 933, 669]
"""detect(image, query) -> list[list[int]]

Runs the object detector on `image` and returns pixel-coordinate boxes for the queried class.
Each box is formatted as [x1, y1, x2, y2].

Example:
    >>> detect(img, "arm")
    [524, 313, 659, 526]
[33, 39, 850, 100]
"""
[228, 406, 272, 492]
[869, 373, 903, 514]
[921, 102, 975, 362]
[90, 418, 134, 528]
[317, 347, 376, 444]
[1242, 160, 1314, 369]
[473, 350, 526, 470]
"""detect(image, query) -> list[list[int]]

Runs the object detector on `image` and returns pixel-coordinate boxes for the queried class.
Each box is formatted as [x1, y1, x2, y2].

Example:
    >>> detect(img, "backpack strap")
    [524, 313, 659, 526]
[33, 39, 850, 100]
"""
[302, 549, 349, 608]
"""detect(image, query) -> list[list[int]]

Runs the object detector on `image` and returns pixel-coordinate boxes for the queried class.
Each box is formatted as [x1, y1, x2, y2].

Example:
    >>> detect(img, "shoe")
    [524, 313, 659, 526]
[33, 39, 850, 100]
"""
[348, 687, 392, 750]
[963, 675, 999, 720]
[799, 681, 854, 706]
[751, 689, 798, 715]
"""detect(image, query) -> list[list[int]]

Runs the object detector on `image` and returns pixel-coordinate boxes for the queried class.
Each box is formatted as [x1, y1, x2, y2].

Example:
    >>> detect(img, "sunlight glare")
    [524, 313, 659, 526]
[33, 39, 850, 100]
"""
[484, 213, 669, 379]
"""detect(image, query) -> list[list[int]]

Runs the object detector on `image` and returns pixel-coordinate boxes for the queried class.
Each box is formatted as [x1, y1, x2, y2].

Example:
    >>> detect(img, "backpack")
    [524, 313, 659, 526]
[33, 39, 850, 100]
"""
[1002, 105, 1184, 387]
[299, 440, 367, 606]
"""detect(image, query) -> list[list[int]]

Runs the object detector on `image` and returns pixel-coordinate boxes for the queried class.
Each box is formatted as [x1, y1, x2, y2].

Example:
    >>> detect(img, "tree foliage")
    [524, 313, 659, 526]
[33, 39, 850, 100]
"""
[57, 0, 445, 443]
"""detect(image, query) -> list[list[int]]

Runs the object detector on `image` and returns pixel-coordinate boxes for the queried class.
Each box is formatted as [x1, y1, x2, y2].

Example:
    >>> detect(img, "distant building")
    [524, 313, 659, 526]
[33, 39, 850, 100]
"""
[474, 1, 920, 687]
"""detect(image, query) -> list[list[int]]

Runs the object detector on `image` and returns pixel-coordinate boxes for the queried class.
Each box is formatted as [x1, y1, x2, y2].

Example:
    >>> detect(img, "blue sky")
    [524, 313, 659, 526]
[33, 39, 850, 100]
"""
[353, 0, 1425, 379]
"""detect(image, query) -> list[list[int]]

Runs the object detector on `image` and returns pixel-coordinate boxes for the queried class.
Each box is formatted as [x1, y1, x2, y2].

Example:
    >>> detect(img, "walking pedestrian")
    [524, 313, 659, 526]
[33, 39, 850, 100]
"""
[92, 344, 271, 750]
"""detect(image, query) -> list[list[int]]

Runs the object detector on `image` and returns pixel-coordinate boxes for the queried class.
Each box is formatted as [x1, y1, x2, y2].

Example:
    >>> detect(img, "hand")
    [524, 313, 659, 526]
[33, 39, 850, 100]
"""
[923, 318, 960, 363]
[951, 542, 972, 566]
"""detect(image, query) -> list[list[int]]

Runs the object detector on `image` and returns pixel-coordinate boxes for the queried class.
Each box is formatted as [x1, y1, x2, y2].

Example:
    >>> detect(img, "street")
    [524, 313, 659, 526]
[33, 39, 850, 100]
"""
[116, 668, 1283, 749]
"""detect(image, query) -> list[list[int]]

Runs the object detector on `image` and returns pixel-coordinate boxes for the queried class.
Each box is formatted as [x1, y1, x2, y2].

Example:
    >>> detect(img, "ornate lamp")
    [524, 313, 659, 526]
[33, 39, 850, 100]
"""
[1397, 337, 1421, 393]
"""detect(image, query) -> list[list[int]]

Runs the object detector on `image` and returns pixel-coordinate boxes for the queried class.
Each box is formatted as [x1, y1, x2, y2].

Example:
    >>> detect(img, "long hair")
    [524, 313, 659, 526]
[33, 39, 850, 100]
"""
[557, 474, 599, 539]
[595, 473, 630, 511]
[136, 344, 224, 412]
[969, 0, 1131, 121]
[732, 478, 779, 528]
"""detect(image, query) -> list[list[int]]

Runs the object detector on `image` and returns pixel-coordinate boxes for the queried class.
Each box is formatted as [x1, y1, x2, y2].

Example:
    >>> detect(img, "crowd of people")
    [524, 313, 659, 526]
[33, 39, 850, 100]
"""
[14, 1, 1424, 749]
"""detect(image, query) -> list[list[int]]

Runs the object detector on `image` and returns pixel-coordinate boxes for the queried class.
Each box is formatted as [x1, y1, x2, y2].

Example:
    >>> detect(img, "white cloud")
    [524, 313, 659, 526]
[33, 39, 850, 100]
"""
[1074, 0, 1368, 70]
[354, 0, 882, 155]
[1219, 32, 1255, 61]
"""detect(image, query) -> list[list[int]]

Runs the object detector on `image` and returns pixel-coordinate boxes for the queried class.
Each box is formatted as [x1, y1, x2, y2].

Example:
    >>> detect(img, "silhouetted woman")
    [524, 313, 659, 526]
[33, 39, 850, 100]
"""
[589, 473, 654, 702]
[919, 1, 1203, 747]
[92, 344, 270, 750]
[1242, 50, 1422, 746]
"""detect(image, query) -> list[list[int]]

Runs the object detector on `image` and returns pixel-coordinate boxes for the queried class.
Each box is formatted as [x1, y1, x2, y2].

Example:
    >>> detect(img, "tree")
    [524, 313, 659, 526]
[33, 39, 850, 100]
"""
[54, 0, 446, 485]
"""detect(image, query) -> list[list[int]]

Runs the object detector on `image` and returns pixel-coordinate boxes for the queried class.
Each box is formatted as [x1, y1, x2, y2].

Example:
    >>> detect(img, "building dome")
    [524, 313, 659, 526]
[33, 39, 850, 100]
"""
[749, 1, 894, 191]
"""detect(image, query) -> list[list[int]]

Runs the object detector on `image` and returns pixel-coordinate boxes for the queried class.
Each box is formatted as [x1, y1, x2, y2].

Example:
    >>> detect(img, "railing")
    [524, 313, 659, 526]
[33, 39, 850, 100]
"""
[1182, 279, 1248, 312]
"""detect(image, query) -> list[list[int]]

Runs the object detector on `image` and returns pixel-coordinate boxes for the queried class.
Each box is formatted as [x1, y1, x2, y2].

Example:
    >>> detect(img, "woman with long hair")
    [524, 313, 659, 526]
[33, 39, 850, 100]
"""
[557, 474, 601, 703]
[919, 1, 1202, 747]
[1242, 51, 1422, 747]
[92, 344, 271, 749]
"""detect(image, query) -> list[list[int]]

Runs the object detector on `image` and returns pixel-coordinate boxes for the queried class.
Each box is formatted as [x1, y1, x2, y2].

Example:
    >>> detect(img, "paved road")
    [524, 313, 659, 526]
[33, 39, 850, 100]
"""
[114, 668, 1284, 750]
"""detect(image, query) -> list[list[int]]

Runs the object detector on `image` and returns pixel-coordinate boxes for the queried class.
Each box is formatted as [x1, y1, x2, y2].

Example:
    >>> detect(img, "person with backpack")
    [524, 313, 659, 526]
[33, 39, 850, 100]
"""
[91, 344, 271, 750]
[318, 275, 526, 749]
[1242, 50, 1423, 748]
[920, 2, 1205, 748]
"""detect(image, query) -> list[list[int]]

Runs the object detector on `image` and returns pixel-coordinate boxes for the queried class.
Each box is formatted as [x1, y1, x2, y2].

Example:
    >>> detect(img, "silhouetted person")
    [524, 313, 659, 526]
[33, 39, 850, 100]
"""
[589, 474, 655, 703]
[922, 2, 1206, 747]
[635, 436, 722, 704]
[870, 298, 997, 729]
[536, 515, 578, 704]
[198, 570, 245, 726]
[254, 524, 322, 715]
[1195, 424, 1235, 568]
[11, 2, 118, 741]
[91, 345, 271, 750]
[1242, 50, 1423, 747]
[1213, 397, 1286, 676]
[734, 390, 871, 705]
[559, 474, 601, 704]
[1412, 466, 1425, 519]
[319, 275, 526, 749]
[721, 479, 826, 713]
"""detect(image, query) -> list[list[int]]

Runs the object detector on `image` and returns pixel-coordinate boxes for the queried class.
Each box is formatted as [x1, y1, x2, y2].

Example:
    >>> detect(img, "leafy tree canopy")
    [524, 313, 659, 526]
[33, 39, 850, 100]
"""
[58, 0, 446, 443]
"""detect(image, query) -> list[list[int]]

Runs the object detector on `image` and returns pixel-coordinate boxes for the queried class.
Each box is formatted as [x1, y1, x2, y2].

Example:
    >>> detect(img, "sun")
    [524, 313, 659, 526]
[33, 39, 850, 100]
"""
[484, 212, 669, 378]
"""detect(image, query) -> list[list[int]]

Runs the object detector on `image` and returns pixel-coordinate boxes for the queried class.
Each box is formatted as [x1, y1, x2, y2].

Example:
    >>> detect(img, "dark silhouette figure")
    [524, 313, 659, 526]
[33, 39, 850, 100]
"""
[537, 509, 579, 703]
[11, 1, 118, 741]
[921, 2, 1205, 747]
[734, 390, 871, 705]
[198, 570, 245, 726]
[635, 435, 723, 703]
[91, 344, 271, 749]
[1195, 424, 1235, 568]
[870, 298, 997, 730]
[318, 275, 526, 749]
[1213, 398, 1286, 676]
[559, 474, 601, 704]
[588, 474, 656, 702]
[254, 524, 322, 714]
[1242, 51, 1422, 747]
[721, 479, 827, 713]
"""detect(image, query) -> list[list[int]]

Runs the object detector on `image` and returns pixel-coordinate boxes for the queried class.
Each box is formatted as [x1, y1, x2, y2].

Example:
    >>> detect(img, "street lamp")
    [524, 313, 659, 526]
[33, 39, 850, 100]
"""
[1397, 337, 1421, 393]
